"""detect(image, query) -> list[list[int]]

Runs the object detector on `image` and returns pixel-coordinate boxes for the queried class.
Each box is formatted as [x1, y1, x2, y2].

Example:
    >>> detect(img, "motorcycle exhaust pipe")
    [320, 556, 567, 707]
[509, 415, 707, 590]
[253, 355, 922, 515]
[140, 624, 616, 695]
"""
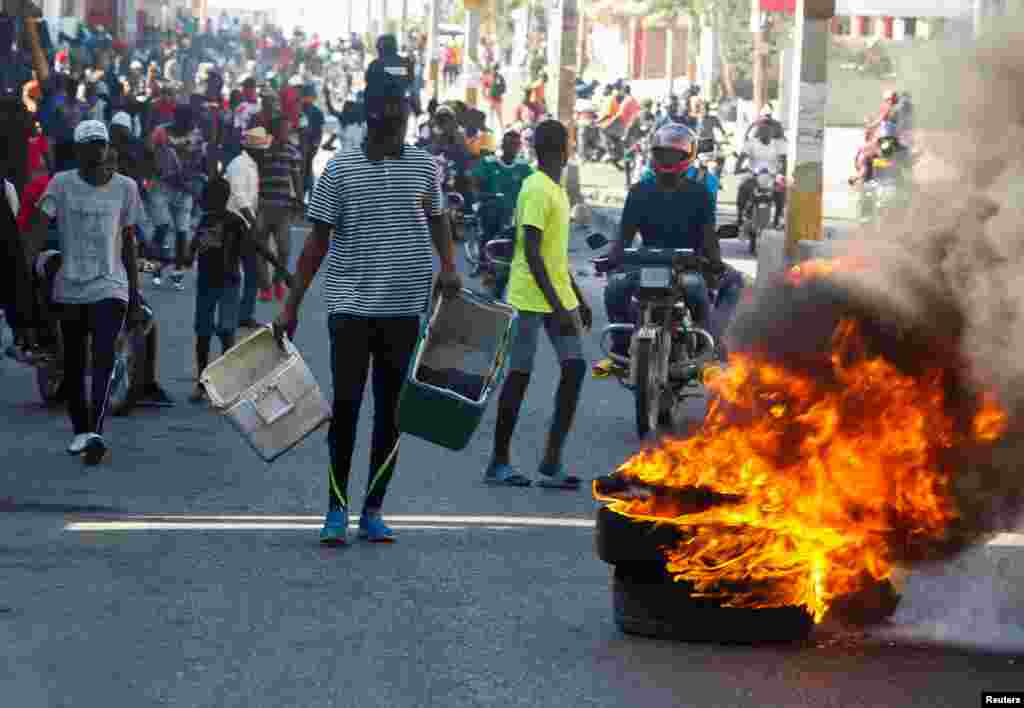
[668, 327, 716, 379]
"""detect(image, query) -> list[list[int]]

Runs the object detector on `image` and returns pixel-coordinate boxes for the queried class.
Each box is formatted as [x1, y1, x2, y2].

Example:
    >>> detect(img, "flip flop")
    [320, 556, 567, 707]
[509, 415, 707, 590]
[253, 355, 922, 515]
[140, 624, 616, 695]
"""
[536, 462, 582, 489]
[483, 463, 533, 487]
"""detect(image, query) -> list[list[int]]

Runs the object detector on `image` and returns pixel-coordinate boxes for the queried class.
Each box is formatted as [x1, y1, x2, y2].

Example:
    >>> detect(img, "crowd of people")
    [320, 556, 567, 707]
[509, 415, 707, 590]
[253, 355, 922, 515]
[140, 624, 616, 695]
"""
[1, 17, 744, 545]
[0, 15, 369, 463]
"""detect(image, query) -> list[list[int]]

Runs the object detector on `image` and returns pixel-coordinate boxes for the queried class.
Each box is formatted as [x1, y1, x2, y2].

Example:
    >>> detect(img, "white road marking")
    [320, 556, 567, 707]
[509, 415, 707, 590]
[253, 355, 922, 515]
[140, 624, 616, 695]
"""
[64, 514, 597, 532]
[65, 522, 526, 531]
[61, 515, 1024, 545]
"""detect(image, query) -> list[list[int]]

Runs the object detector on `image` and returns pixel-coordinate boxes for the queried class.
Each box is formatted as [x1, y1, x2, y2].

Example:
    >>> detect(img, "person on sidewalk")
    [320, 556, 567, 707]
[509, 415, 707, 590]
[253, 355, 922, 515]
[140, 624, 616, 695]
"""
[160, 103, 208, 290]
[38, 120, 143, 466]
[102, 147, 175, 409]
[226, 126, 271, 329]
[484, 119, 591, 489]
[483, 63, 506, 133]
[275, 75, 462, 546]
[146, 124, 189, 289]
[300, 83, 324, 199]
[255, 116, 302, 304]
[187, 176, 291, 403]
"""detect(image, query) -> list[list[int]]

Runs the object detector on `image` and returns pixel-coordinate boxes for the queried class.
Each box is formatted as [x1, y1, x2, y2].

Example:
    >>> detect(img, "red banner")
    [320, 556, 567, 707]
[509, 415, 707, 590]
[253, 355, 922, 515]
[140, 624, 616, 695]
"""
[760, 0, 797, 13]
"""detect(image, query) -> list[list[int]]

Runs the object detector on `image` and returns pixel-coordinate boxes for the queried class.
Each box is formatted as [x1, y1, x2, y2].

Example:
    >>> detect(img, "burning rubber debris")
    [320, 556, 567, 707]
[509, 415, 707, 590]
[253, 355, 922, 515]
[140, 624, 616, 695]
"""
[596, 263, 1007, 624]
[596, 20, 1024, 633]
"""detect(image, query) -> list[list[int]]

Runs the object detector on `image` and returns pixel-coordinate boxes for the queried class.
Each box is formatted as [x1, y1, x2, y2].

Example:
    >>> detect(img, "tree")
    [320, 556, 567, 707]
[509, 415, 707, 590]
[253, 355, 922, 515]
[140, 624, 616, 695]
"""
[644, 0, 793, 99]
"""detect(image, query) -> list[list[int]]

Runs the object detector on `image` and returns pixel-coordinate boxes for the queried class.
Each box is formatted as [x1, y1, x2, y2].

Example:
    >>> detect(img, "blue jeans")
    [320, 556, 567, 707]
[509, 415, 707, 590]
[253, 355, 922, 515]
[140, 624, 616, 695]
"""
[603, 270, 711, 357]
[194, 279, 241, 338]
[709, 267, 745, 346]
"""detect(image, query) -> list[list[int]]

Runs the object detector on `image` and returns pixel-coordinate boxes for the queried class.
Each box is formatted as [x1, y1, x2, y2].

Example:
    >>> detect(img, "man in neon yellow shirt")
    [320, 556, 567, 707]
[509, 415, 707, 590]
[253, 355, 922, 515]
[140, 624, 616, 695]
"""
[485, 120, 592, 489]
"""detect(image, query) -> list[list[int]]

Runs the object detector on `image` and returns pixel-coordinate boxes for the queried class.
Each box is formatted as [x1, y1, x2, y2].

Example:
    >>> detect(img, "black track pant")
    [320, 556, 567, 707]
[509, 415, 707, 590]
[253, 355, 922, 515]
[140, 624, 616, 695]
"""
[60, 299, 127, 436]
[327, 313, 420, 513]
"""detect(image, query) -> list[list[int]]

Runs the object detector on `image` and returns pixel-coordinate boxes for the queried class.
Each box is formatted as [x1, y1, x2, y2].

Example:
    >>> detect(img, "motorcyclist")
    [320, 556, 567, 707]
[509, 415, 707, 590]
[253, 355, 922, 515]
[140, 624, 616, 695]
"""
[600, 124, 743, 366]
[743, 103, 785, 142]
[423, 103, 474, 220]
[735, 123, 787, 230]
[861, 123, 912, 186]
[603, 84, 641, 166]
[689, 97, 728, 154]
[655, 94, 685, 130]
[635, 124, 721, 224]
[469, 128, 533, 243]
[866, 89, 900, 135]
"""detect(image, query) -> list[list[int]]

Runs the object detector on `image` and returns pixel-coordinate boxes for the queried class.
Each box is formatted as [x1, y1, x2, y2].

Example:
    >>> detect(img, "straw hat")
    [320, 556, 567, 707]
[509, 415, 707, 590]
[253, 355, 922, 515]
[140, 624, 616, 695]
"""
[242, 127, 273, 149]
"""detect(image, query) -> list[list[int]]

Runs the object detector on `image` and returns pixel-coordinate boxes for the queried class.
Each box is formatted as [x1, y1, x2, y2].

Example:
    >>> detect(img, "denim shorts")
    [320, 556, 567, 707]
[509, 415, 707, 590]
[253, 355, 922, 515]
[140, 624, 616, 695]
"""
[194, 280, 241, 338]
[507, 310, 585, 373]
[147, 182, 194, 233]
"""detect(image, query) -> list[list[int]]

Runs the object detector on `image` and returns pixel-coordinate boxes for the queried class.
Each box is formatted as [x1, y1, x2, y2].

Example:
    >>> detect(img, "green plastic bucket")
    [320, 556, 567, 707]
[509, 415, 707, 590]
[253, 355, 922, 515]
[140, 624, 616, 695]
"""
[397, 289, 519, 450]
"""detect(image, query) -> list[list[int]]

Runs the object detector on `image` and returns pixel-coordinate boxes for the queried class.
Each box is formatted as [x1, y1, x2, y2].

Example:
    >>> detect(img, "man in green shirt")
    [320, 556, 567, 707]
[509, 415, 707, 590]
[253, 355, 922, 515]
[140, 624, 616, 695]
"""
[484, 120, 592, 489]
[470, 129, 533, 234]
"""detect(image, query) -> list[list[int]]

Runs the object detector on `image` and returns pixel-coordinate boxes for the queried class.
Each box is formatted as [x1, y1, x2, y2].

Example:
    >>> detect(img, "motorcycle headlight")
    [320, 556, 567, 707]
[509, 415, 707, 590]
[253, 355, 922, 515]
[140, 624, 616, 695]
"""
[756, 173, 774, 190]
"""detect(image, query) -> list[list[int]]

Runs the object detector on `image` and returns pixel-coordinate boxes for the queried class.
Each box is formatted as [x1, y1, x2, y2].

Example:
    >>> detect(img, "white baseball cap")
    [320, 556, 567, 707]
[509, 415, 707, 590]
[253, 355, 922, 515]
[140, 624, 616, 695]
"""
[111, 112, 133, 129]
[74, 120, 109, 144]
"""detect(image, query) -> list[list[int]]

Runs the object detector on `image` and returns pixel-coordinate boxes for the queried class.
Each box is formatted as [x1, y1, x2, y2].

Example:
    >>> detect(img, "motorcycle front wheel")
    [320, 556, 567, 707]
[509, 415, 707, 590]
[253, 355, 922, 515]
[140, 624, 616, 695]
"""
[633, 338, 660, 439]
[464, 234, 482, 269]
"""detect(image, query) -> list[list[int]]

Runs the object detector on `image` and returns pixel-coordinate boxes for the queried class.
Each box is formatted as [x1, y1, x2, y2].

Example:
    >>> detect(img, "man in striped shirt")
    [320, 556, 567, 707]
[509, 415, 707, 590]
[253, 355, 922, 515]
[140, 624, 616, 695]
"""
[256, 116, 302, 302]
[276, 76, 462, 546]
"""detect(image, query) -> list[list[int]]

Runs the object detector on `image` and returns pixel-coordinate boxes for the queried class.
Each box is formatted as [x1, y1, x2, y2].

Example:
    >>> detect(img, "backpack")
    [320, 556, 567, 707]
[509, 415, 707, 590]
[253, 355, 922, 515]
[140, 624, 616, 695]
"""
[490, 72, 506, 99]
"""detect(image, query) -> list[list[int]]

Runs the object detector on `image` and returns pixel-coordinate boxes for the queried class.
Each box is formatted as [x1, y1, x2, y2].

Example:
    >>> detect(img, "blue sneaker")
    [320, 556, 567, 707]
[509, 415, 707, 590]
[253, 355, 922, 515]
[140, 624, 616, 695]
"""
[319, 508, 349, 546]
[358, 510, 395, 542]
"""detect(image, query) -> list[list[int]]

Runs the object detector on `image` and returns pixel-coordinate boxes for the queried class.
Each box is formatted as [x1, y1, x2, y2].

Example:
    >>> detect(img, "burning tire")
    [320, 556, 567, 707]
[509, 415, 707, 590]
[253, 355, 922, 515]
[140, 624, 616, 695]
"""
[611, 563, 815, 642]
[595, 493, 903, 636]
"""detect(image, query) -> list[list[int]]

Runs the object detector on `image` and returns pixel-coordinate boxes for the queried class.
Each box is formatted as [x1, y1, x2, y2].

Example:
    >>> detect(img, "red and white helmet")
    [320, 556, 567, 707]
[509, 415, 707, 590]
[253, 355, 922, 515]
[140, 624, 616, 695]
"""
[650, 123, 696, 174]
[650, 123, 695, 154]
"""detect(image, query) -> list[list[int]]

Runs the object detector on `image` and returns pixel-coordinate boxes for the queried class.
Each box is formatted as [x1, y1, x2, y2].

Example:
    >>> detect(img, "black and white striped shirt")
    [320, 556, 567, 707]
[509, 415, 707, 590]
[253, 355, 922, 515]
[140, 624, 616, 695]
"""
[307, 144, 443, 317]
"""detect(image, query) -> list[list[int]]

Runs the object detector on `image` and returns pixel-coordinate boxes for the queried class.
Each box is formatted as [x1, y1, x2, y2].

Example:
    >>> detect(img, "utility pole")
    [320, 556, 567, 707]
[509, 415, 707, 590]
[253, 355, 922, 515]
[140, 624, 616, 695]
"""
[549, 0, 582, 206]
[751, 0, 767, 113]
[783, 0, 833, 260]
[465, 0, 481, 106]
[401, 0, 409, 49]
[427, 0, 441, 99]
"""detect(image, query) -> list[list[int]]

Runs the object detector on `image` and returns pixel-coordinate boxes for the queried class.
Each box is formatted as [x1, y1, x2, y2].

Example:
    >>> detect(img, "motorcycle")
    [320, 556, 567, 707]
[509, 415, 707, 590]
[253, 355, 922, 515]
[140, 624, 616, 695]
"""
[462, 191, 515, 294]
[588, 234, 720, 439]
[737, 167, 783, 256]
[575, 99, 603, 163]
[857, 155, 911, 227]
[433, 153, 468, 243]
[31, 251, 155, 416]
[694, 136, 726, 180]
[622, 119, 654, 190]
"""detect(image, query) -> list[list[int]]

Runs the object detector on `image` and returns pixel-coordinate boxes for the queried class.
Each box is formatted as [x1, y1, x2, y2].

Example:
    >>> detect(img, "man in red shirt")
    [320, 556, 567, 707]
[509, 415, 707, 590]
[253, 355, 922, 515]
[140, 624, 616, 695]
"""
[280, 77, 302, 131]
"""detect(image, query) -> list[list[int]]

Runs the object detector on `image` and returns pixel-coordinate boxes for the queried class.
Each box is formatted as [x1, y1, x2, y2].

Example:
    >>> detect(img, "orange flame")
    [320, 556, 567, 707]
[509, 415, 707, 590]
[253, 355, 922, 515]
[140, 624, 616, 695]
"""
[595, 314, 1007, 622]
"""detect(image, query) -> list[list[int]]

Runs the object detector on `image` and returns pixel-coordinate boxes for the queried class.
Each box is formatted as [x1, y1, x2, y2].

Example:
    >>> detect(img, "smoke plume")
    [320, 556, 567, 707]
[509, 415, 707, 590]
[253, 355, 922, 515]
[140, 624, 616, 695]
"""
[729, 19, 1024, 561]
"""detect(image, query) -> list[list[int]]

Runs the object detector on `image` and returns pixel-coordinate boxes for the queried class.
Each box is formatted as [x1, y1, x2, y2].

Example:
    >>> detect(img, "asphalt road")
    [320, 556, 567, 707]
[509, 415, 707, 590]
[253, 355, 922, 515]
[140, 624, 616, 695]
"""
[0, 202, 1021, 707]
